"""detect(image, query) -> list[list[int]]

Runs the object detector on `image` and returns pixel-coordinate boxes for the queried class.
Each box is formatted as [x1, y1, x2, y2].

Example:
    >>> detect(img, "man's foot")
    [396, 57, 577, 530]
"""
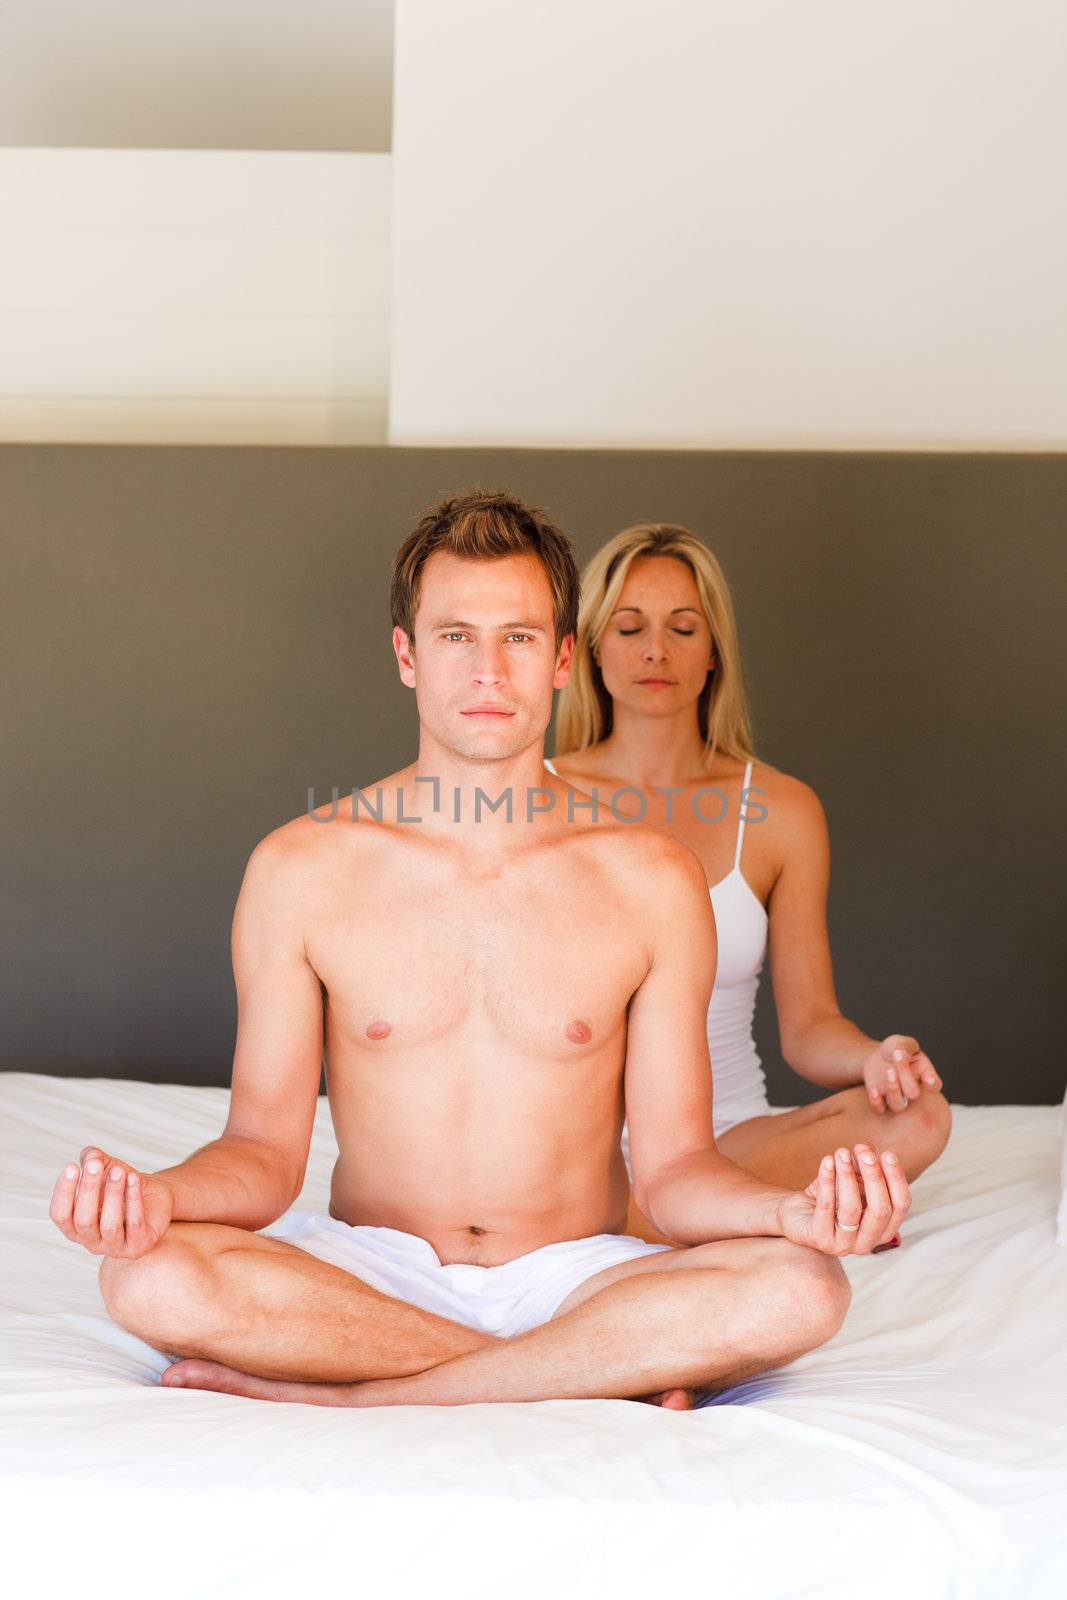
[162, 1359, 696, 1410]
[642, 1387, 694, 1409]
[161, 1358, 356, 1406]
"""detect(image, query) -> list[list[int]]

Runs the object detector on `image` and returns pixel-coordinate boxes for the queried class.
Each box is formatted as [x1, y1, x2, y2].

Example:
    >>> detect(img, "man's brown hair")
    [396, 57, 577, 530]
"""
[390, 489, 580, 651]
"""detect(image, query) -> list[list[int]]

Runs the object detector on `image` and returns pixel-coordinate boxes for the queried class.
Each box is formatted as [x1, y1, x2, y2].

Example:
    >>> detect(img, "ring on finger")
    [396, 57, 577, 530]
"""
[836, 1221, 860, 1231]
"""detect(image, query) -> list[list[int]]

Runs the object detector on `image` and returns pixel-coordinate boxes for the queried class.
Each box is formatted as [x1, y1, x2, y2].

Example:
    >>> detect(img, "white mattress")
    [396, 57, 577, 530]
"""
[1, 1072, 1065, 1600]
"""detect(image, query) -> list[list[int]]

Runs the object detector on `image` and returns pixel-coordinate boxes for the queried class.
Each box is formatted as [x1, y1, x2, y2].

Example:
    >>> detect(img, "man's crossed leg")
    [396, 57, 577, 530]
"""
[99, 1221, 850, 1408]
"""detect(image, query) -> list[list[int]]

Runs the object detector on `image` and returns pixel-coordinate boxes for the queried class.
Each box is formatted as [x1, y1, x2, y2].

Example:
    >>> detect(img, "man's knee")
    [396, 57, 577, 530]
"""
[99, 1224, 223, 1343]
[678, 1237, 850, 1368]
[755, 1238, 851, 1350]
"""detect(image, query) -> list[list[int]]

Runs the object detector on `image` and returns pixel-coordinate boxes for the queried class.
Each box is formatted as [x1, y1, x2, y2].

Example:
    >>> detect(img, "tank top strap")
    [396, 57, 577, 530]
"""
[734, 759, 754, 869]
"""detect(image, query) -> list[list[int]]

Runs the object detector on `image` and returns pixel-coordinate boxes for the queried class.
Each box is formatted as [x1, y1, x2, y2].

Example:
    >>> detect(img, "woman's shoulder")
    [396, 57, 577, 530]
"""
[747, 763, 831, 882]
[749, 760, 827, 821]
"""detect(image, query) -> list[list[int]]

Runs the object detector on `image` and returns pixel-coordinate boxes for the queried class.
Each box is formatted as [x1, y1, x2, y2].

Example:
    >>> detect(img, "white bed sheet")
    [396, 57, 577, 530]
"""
[1, 1072, 1064, 1600]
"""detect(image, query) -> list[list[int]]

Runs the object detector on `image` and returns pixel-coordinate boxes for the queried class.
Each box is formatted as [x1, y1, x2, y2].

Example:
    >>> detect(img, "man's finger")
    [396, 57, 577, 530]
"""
[814, 1155, 836, 1252]
[98, 1165, 127, 1252]
[72, 1157, 105, 1243]
[868, 1079, 887, 1114]
[80, 1146, 107, 1165]
[854, 1145, 893, 1250]
[123, 1171, 149, 1253]
[49, 1164, 81, 1239]
[833, 1147, 863, 1246]
[881, 1151, 912, 1234]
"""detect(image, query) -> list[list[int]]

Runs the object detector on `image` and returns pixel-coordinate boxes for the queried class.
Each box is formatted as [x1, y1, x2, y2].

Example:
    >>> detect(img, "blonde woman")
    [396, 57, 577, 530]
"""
[547, 524, 952, 1249]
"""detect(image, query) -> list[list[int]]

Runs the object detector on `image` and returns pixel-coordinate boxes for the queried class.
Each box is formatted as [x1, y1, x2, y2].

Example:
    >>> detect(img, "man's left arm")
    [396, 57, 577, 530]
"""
[625, 844, 793, 1245]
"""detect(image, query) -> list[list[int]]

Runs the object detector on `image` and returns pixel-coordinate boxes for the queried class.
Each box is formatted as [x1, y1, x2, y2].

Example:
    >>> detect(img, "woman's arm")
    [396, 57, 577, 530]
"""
[764, 777, 881, 1091]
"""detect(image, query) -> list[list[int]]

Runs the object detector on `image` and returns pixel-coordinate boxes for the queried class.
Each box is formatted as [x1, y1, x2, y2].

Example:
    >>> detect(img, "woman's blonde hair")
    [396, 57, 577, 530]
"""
[554, 523, 763, 771]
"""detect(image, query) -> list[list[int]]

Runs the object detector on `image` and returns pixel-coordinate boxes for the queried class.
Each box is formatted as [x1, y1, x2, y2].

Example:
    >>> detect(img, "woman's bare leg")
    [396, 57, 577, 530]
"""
[622, 1086, 951, 1244]
[714, 1085, 952, 1194]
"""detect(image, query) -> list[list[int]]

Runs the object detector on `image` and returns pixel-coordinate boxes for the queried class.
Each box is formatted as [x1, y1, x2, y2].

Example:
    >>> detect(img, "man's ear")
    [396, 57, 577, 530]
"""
[393, 625, 416, 687]
[554, 631, 576, 687]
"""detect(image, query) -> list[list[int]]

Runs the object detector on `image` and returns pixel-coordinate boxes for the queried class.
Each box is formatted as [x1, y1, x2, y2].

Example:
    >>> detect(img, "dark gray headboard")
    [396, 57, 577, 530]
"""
[3, 444, 1064, 1104]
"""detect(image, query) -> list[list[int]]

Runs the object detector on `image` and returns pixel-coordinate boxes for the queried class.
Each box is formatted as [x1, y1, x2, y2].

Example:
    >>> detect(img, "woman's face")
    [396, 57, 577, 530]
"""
[594, 554, 715, 720]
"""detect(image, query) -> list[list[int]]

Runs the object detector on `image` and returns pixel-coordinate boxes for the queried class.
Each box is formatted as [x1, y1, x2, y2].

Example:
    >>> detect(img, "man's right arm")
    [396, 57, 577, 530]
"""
[50, 828, 325, 1253]
[156, 827, 325, 1227]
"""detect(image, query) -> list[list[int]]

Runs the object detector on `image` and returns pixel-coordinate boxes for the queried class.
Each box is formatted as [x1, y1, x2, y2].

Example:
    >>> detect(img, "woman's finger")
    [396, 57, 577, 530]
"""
[914, 1051, 942, 1091]
[884, 1066, 909, 1111]
[898, 1063, 923, 1099]
[867, 1078, 887, 1114]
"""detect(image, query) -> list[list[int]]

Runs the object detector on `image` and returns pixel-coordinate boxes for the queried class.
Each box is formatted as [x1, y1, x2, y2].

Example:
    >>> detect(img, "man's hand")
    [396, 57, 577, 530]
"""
[49, 1145, 174, 1259]
[776, 1142, 910, 1256]
[862, 1034, 943, 1113]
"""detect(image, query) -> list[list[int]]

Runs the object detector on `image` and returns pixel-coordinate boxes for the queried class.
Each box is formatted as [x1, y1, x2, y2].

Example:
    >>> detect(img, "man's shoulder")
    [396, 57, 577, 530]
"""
[586, 816, 707, 907]
[244, 800, 358, 879]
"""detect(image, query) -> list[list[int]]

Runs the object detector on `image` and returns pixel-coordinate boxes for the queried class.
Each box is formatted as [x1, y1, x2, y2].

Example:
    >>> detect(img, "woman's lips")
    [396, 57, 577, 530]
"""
[461, 707, 514, 716]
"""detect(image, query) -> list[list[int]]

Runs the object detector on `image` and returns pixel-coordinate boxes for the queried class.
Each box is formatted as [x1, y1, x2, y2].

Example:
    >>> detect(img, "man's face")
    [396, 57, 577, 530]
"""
[395, 550, 573, 762]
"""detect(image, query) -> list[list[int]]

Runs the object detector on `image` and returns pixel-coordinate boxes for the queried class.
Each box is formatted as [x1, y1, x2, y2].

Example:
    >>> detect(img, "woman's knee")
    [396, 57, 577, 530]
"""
[914, 1088, 952, 1154]
[867, 1087, 952, 1169]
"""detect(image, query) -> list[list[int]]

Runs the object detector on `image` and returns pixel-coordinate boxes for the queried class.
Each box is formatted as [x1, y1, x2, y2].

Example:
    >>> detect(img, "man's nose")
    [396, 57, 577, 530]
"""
[471, 644, 507, 680]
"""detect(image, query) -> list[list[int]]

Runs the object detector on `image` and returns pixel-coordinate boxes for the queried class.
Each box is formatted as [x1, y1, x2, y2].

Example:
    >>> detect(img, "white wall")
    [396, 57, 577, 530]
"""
[1, 1, 395, 152]
[0, 150, 390, 445]
[390, 0, 1067, 450]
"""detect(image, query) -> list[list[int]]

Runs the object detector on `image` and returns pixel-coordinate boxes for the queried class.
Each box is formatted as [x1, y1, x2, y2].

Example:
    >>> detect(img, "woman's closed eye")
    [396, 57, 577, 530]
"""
[617, 627, 695, 637]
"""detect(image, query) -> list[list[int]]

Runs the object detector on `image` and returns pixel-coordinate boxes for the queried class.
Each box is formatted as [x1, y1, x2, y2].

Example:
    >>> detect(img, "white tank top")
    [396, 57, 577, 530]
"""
[543, 756, 770, 1142]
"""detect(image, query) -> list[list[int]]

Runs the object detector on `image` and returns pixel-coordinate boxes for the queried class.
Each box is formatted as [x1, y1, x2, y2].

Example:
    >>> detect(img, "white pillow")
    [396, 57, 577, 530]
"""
[1058, 1083, 1067, 1245]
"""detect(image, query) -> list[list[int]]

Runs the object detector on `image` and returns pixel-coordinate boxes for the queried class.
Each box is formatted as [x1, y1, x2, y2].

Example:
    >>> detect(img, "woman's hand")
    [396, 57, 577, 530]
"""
[862, 1034, 943, 1114]
[49, 1144, 174, 1259]
[777, 1142, 911, 1255]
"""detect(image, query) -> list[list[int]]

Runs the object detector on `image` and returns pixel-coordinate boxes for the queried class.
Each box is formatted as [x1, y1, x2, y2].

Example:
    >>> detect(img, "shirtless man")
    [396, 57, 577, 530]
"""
[49, 491, 910, 1410]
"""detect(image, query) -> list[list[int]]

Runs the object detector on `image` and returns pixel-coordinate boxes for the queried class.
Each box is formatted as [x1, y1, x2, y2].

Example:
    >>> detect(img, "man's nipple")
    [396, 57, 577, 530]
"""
[365, 1019, 393, 1040]
[565, 1018, 593, 1044]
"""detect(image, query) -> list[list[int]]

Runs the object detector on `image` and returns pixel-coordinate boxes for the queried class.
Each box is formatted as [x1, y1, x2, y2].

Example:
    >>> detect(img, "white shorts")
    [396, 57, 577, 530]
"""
[265, 1211, 673, 1339]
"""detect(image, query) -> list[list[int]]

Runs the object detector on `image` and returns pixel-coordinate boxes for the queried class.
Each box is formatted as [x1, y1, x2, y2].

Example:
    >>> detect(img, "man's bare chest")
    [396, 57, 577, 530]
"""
[306, 866, 649, 1061]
